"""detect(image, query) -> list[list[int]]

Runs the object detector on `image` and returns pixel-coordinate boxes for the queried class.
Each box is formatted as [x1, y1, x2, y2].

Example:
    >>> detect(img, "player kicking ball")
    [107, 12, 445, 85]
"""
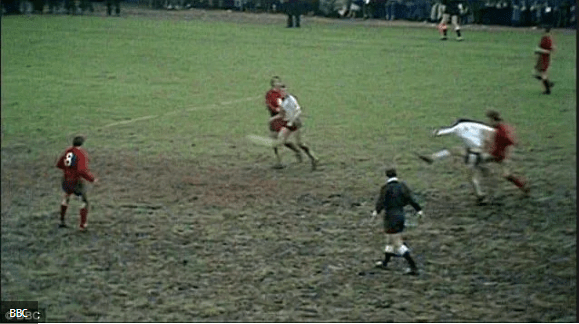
[416, 118, 495, 204]
[56, 136, 98, 231]
[417, 111, 529, 203]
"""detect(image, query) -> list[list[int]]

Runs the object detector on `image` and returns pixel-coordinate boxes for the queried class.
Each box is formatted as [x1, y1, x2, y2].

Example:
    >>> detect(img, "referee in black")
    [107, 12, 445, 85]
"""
[372, 167, 423, 275]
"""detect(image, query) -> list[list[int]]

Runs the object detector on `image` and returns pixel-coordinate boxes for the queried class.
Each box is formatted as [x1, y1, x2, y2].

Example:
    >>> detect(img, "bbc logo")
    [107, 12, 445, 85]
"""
[0, 302, 44, 323]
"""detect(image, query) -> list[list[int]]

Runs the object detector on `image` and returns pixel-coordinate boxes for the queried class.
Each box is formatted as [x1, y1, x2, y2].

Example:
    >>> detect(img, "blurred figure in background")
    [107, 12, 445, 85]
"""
[32, 0, 45, 13]
[430, 0, 444, 22]
[106, 0, 120, 15]
[64, 0, 77, 14]
[2, 0, 23, 14]
[47, 0, 60, 13]
[285, 0, 302, 27]
[438, 0, 464, 40]
[362, 0, 372, 18]
[554, 0, 571, 28]
[79, 0, 93, 13]
[533, 25, 555, 94]
[166, 0, 183, 9]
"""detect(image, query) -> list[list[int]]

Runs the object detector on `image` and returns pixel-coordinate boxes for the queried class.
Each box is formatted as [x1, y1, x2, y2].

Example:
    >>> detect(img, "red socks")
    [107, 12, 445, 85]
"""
[60, 204, 89, 229]
[506, 175, 525, 189]
[80, 208, 88, 229]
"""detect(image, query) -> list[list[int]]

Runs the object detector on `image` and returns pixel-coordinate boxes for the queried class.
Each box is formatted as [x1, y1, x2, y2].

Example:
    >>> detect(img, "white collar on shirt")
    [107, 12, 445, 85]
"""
[387, 177, 399, 183]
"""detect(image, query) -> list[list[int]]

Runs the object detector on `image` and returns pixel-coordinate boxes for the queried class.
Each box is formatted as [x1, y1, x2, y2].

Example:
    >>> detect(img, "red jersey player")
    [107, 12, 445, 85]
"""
[534, 26, 555, 94]
[264, 76, 302, 168]
[56, 136, 98, 231]
[482, 110, 529, 196]
[265, 76, 284, 120]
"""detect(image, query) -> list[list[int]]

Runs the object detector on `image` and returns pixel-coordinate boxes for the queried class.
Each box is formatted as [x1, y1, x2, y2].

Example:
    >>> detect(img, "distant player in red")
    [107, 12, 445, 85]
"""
[56, 136, 98, 231]
[534, 26, 555, 94]
[481, 110, 530, 196]
[264, 76, 302, 168]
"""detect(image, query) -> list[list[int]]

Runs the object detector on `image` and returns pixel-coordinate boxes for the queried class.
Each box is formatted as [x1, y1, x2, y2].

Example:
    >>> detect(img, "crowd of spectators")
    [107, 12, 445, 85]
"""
[2, 0, 575, 28]
[330, 0, 576, 27]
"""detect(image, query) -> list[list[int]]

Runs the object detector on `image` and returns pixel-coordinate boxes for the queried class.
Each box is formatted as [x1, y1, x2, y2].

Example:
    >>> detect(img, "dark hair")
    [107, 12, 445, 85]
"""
[385, 168, 397, 178]
[72, 136, 84, 147]
[544, 25, 552, 33]
[486, 110, 502, 122]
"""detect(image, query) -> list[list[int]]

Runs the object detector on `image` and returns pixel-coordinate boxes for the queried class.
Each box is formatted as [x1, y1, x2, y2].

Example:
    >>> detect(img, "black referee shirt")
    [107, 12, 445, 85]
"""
[375, 178, 422, 216]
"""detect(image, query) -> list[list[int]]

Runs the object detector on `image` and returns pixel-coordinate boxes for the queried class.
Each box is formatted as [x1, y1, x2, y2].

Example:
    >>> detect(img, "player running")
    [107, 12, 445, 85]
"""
[533, 26, 555, 94]
[270, 86, 319, 170]
[56, 136, 98, 231]
[479, 110, 530, 196]
[265, 76, 303, 169]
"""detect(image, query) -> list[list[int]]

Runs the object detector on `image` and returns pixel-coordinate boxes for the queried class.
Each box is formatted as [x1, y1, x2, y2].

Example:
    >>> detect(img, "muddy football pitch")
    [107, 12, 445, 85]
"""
[1, 5, 576, 322]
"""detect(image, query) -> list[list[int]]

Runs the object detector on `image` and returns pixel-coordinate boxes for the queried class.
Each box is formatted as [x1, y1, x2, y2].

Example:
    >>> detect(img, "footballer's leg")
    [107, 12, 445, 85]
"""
[283, 137, 302, 163]
[76, 182, 89, 231]
[417, 146, 465, 164]
[294, 129, 318, 170]
[287, 142, 303, 163]
[540, 70, 554, 94]
[392, 232, 418, 275]
[272, 127, 302, 162]
[272, 128, 292, 168]
[439, 13, 449, 40]
[376, 233, 396, 269]
[270, 131, 284, 167]
[500, 161, 529, 195]
[79, 194, 89, 231]
[452, 15, 462, 40]
[60, 192, 72, 227]
[466, 166, 485, 204]
[533, 64, 543, 80]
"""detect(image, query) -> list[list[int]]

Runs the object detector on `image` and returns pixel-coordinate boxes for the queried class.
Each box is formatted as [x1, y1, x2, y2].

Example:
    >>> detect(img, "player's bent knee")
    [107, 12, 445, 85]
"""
[396, 244, 409, 256]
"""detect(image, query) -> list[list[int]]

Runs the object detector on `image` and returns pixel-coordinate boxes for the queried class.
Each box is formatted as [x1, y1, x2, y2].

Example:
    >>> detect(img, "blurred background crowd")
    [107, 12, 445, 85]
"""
[2, 0, 576, 28]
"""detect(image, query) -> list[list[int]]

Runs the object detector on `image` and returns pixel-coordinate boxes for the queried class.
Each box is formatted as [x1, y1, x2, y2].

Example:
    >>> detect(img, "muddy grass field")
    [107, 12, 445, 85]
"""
[1, 4, 577, 322]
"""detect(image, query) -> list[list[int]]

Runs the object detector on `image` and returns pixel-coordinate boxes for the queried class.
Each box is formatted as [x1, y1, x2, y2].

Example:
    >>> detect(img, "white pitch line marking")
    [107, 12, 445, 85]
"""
[102, 115, 158, 128]
[100, 96, 259, 129]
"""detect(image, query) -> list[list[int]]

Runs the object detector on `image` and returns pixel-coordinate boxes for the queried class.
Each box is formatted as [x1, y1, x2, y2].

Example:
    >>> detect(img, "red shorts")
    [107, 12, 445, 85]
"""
[535, 57, 550, 72]
[269, 119, 299, 132]
[489, 152, 506, 163]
